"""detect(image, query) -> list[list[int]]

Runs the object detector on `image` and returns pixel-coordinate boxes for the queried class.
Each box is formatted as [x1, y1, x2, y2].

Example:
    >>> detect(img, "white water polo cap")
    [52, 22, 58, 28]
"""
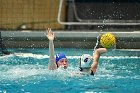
[80, 54, 92, 69]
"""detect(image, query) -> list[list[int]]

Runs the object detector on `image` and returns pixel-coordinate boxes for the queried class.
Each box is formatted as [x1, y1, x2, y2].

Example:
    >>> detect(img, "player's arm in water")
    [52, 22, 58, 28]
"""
[90, 48, 107, 75]
[45, 28, 57, 70]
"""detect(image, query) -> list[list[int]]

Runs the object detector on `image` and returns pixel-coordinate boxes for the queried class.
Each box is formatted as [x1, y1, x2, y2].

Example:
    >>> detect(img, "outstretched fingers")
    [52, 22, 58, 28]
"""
[47, 28, 53, 35]
[46, 28, 54, 40]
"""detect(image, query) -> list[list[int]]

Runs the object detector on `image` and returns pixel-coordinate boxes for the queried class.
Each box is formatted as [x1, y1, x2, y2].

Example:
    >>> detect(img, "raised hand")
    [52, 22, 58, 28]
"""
[46, 28, 54, 41]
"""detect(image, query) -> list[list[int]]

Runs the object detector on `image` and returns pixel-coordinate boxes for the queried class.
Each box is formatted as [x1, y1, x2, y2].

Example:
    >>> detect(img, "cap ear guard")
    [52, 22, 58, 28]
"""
[79, 57, 83, 71]
[79, 54, 92, 71]
[79, 67, 83, 71]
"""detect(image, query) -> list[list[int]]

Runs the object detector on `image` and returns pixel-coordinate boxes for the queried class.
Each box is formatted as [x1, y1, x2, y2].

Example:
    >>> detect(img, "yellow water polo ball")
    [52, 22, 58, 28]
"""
[100, 33, 116, 49]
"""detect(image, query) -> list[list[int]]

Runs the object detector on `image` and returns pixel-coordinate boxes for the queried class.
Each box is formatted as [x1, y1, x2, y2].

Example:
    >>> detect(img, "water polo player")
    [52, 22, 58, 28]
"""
[46, 28, 107, 75]
[79, 48, 106, 75]
[45, 28, 68, 70]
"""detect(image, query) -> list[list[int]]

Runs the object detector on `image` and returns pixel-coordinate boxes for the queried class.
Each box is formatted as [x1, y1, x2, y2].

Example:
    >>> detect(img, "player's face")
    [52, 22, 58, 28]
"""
[57, 58, 68, 69]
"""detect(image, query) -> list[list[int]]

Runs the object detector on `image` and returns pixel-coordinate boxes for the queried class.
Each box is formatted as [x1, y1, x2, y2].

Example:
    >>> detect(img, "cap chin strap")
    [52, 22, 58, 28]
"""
[79, 67, 83, 71]
[79, 57, 83, 71]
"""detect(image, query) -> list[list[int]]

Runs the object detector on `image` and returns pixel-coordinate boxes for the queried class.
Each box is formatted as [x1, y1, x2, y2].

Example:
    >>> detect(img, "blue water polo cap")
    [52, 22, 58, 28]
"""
[56, 53, 67, 64]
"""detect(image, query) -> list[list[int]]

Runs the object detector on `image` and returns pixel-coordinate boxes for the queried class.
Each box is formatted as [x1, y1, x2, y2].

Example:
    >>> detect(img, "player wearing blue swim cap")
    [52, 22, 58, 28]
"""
[56, 53, 67, 69]
[46, 28, 68, 70]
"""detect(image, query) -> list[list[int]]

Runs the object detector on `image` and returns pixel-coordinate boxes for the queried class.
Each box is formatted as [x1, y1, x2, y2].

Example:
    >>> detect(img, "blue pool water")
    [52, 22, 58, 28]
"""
[0, 48, 140, 93]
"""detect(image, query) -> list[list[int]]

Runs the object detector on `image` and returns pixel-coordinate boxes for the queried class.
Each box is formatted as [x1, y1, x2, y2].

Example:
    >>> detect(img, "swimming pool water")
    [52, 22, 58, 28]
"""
[0, 48, 140, 93]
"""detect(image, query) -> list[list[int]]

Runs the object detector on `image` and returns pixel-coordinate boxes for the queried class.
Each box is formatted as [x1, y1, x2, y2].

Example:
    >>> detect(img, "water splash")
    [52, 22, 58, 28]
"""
[93, 34, 100, 53]
[93, 29, 102, 54]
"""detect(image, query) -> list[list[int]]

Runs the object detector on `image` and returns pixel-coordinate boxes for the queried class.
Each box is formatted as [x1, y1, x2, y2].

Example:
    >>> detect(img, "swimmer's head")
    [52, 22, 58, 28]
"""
[79, 54, 92, 71]
[56, 53, 67, 69]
